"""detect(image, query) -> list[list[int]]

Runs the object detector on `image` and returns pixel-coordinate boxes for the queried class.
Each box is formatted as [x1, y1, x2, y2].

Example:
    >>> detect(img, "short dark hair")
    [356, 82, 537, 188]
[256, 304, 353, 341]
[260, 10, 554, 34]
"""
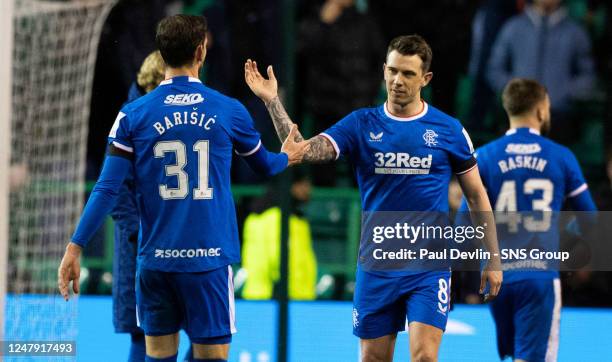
[386, 35, 433, 72]
[502, 78, 548, 117]
[155, 15, 208, 68]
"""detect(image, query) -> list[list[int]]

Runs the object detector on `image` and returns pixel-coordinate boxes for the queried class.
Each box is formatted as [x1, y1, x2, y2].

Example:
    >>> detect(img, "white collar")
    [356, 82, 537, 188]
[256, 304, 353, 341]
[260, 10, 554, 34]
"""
[505, 127, 541, 135]
[383, 101, 428, 122]
[159, 76, 202, 86]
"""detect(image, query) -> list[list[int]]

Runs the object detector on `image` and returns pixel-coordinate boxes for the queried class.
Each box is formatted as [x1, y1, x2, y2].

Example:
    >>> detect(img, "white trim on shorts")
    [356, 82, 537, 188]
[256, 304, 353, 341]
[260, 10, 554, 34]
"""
[545, 278, 561, 362]
[228, 265, 237, 334]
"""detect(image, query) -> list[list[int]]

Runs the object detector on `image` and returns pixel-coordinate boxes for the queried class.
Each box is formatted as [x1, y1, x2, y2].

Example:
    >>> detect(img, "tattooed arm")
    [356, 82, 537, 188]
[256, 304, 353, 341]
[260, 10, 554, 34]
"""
[304, 136, 337, 163]
[243, 59, 336, 163]
[264, 96, 300, 142]
[264, 96, 337, 163]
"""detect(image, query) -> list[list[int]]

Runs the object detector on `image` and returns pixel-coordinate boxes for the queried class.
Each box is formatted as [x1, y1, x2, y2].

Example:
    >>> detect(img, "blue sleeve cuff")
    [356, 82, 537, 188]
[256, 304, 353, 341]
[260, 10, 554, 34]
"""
[71, 238, 87, 248]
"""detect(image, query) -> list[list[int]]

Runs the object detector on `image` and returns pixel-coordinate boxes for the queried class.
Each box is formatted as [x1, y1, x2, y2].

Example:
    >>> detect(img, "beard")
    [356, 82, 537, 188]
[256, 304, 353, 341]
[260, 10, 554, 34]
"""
[540, 119, 551, 136]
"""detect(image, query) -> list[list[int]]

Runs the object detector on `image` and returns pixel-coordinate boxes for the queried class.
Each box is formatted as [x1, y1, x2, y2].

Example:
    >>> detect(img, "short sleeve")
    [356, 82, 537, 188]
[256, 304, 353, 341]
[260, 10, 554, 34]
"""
[231, 100, 262, 156]
[449, 124, 477, 175]
[108, 111, 134, 153]
[320, 111, 359, 160]
[564, 148, 588, 198]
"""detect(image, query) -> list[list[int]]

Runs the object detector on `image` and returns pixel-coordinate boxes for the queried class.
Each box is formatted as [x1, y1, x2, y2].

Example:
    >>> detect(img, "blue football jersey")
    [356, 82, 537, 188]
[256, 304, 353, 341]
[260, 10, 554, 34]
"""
[474, 127, 589, 282]
[322, 101, 476, 212]
[108, 76, 261, 272]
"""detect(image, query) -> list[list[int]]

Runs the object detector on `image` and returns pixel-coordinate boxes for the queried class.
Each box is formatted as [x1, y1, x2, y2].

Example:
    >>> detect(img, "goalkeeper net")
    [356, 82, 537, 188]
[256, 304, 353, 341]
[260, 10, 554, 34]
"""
[5, 0, 115, 353]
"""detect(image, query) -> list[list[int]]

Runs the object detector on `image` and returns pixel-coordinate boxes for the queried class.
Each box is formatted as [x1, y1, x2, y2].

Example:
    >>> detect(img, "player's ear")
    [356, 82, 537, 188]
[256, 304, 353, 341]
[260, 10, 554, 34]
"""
[382, 63, 387, 78]
[536, 106, 544, 124]
[535, 99, 546, 123]
[194, 45, 203, 64]
[196, 39, 207, 64]
[422, 71, 433, 87]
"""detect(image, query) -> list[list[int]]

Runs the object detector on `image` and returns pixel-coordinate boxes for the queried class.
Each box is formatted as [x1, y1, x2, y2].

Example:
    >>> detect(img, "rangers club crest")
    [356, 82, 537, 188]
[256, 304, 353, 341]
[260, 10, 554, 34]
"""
[423, 129, 438, 147]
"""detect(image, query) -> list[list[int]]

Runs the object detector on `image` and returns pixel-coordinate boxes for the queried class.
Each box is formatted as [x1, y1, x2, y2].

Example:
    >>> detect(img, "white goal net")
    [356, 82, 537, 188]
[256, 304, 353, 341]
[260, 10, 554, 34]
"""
[4, 0, 115, 356]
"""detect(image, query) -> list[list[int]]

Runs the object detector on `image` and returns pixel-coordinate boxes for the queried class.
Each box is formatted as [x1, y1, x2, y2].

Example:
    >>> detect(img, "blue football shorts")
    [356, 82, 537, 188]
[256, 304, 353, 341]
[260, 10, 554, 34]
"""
[352, 269, 451, 339]
[135, 265, 236, 344]
[490, 278, 560, 362]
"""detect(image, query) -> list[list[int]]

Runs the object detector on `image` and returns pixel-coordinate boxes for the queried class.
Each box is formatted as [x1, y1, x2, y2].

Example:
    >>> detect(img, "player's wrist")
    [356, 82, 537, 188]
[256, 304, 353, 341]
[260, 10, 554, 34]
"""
[486, 256, 502, 270]
[263, 94, 279, 106]
[66, 242, 82, 257]
[280, 152, 291, 166]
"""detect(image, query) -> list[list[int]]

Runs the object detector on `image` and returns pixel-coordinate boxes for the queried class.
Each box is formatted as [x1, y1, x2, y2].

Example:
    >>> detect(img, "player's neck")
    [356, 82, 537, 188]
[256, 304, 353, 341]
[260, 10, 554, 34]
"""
[386, 98, 424, 118]
[165, 66, 200, 80]
[509, 118, 540, 132]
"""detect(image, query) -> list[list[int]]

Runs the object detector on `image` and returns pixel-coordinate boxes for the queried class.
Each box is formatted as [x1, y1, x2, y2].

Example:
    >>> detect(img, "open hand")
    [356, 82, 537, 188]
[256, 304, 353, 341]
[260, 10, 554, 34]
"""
[281, 125, 310, 166]
[58, 242, 82, 301]
[244, 59, 278, 104]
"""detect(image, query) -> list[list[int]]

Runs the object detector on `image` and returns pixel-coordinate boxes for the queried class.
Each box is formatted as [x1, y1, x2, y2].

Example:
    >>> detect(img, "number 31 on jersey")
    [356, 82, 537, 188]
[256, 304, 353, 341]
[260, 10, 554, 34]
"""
[154, 140, 213, 200]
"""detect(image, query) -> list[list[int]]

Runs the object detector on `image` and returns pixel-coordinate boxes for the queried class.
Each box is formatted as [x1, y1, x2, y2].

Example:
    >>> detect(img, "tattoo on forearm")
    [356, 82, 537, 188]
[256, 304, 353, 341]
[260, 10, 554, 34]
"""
[265, 96, 304, 142]
[304, 136, 336, 163]
[265, 96, 336, 163]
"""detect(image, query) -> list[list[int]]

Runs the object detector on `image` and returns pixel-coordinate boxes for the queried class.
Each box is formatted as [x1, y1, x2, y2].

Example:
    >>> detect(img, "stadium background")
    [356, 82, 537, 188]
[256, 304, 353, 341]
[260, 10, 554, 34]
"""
[3, 0, 612, 361]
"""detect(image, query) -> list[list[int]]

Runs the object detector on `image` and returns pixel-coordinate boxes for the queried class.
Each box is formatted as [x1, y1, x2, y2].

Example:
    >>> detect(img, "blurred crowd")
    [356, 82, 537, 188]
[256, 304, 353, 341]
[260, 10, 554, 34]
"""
[84, 0, 612, 305]
[88, 0, 611, 182]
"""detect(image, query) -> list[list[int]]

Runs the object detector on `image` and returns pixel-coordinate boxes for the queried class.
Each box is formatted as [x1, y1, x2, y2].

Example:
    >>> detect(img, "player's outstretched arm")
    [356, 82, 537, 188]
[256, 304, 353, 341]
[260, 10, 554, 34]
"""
[267, 96, 336, 163]
[457, 166, 503, 301]
[244, 59, 336, 163]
